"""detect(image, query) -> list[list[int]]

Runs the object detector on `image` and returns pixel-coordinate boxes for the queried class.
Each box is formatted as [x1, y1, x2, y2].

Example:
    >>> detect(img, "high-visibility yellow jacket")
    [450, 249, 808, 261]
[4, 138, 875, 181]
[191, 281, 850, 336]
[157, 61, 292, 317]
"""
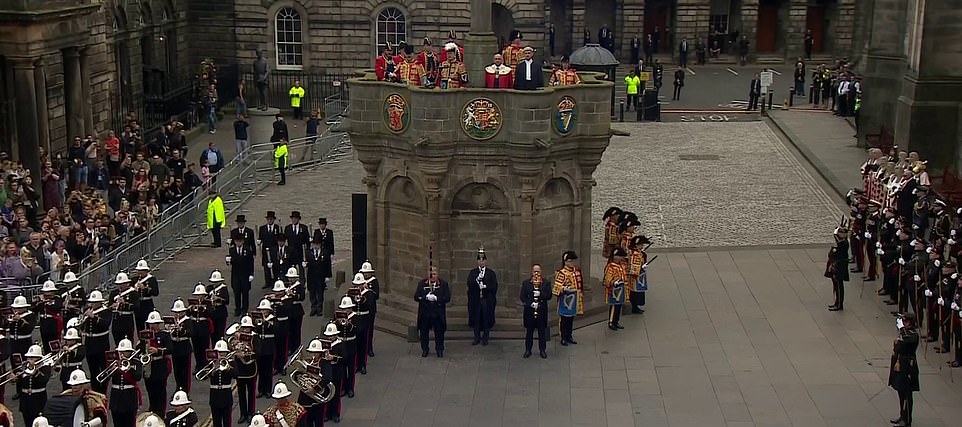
[274, 144, 288, 168]
[625, 75, 641, 95]
[206, 196, 225, 229]
[289, 86, 305, 107]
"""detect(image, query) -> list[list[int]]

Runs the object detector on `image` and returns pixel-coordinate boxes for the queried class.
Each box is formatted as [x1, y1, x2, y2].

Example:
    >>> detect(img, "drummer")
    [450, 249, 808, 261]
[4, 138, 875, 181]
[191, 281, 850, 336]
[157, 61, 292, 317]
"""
[166, 390, 198, 427]
[59, 369, 108, 427]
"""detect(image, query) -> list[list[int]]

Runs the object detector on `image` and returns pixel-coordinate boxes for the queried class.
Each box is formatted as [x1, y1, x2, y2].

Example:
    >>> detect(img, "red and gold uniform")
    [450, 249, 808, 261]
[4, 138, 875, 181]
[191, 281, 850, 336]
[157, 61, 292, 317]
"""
[439, 60, 468, 89]
[626, 234, 650, 313]
[603, 252, 629, 329]
[375, 52, 396, 81]
[502, 42, 525, 74]
[415, 47, 440, 86]
[552, 251, 583, 345]
[549, 66, 581, 86]
[265, 400, 305, 427]
[395, 59, 426, 87]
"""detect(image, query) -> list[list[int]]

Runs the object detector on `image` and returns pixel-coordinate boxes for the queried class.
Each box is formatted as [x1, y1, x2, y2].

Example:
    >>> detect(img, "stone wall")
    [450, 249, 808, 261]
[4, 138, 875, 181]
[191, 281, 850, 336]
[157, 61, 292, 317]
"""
[675, 0, 710, 50]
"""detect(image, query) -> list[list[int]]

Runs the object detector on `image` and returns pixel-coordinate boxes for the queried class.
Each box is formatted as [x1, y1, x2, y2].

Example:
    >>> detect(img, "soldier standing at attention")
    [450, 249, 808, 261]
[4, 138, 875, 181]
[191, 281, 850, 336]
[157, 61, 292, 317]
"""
[467, 248, 498, 346]
[604, 248, 629, 330]
[553, 251, 584, 345]
[415, 266, 450, 358]
[520, 264, 551, 359]
[549, 56, 581, 87]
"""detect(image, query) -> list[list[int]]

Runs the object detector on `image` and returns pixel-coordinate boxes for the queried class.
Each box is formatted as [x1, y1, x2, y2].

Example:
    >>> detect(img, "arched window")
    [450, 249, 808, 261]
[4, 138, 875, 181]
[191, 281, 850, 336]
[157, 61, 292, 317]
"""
[376, 7, 406, 56]
[275, 7, 303, 69]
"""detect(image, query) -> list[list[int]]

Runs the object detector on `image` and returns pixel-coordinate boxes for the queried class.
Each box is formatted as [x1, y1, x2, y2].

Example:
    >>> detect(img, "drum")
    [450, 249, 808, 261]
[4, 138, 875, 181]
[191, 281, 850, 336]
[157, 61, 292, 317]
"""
[43, 395, 88, 427]
[558, 292, 578, 317]
[0, 403, 13, 427]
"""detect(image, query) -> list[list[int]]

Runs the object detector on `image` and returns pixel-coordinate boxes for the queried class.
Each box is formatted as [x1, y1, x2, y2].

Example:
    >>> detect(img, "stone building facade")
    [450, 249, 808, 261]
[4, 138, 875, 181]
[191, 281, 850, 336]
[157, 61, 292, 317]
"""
[853, 0, 962, 173]
[0, 0, 190, 185]
[230, 0, 856, 76]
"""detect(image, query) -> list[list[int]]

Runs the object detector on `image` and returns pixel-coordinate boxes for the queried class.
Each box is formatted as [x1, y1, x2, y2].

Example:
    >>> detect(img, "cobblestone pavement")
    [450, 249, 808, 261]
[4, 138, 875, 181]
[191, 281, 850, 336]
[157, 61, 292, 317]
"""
[593, 122, 845, 249]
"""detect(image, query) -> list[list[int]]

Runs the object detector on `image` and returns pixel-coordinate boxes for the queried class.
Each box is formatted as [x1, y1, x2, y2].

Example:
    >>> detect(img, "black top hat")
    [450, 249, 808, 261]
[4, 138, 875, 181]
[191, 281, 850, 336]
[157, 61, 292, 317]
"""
[275, 114, 283, 119]
[477, 247, 486, 260]
[318, 218, 327, 224]
[510, 29, 523, 41]
[603, 206, 623, 220]
[562, 250, 578, 262]
[611, 247, 628, 257]
[265, 211, 276, 219]
[290, 211, 301, 219]
[236, 215, 247, 223]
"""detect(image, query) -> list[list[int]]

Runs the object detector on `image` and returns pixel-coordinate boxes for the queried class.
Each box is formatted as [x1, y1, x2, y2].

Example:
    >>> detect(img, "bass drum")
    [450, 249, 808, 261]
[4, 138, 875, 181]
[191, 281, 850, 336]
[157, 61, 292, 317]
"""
[0, 403, 14, 427]
[43, 395, 88, 427]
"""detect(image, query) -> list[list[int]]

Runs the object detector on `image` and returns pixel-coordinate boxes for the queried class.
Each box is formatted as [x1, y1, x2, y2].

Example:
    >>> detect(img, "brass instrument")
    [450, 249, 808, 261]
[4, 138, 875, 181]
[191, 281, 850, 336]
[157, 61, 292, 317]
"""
[163, 316, 183, 334]
[96, 348, 142, 384]
[195, 351, 234, 381]
[228, 332, 255, 359]
[111, 286, 138, 310]
[287, 350, 336, 403]
[207, 284, 227, 304]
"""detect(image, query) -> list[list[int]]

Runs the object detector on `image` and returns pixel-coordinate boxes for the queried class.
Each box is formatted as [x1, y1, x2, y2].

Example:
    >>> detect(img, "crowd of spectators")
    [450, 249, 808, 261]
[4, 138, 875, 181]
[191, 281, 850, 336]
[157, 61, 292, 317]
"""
[0, 116, 214, 285]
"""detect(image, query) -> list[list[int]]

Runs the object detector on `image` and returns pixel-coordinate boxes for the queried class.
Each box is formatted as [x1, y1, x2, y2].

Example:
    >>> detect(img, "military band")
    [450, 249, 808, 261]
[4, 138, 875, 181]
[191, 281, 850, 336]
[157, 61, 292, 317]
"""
[142, 311, 173, 415]
[166, 391, 198, 427]
[108, 338, 144, 427]
[264, 383, 305, 427]
[334, 296, 357, 399]
[358, 262, 379, 358]
[132, 260, 161, 332]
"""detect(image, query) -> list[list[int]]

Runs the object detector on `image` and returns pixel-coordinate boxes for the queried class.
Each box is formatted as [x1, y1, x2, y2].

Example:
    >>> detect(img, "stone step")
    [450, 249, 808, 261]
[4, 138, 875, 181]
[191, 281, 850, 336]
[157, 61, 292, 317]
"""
[756, 56, 786, 65]
[708, 56, 737, 64]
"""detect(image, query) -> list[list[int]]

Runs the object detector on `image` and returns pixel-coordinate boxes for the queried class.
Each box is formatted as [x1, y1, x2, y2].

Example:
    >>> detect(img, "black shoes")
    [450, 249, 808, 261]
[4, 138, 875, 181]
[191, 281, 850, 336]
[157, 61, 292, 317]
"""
[560, 340, 568, 346]
[828, 305, 843, 311]
[472, 339, 480, 346]
[347, 390, 355, 398]
[368, 351, 374, 357]
[609, 324, 618, 331]
[539, 351, 547, 359]
[421, 350, 429, 357]
[523, 351, 532, 359]
[436, 350, 443, 358]
[567, 338, 577, 345]
[482, 338, 489, 346]
[359, 366, 367, 375]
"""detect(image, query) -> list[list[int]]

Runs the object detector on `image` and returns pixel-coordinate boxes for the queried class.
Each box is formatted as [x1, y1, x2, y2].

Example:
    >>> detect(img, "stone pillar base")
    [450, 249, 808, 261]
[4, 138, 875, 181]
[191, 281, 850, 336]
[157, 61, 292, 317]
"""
[895, 75, 962, 172]
[857, 53, 904, 145]
[248, 107, 281, 146]
[463, 32, 500, 87]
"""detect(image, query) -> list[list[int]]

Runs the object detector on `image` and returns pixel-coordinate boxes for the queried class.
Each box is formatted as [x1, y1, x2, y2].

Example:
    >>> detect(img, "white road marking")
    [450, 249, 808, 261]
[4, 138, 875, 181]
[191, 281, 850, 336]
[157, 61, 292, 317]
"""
[770, 69, 782, 76]
[687, 68, 696, 76]
[726, 67, 738, 76]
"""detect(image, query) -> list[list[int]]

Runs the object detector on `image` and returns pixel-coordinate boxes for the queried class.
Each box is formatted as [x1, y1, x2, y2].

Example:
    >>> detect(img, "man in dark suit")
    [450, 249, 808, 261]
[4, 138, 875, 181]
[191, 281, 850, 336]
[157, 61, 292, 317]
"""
[284, 210, 310, 279]
[227, 235, 255, 315]
[678, 38, 689, 68]
[630, 34, 641, 66]
[274, 233, 293, 280]
[230, 215, 257, 255]
[513, 47, 544, 90]
[672, 67, 685, 101]
[305, 238, 329, 316]
[748, 73, 762, 110]
[257, 211, 281, 289]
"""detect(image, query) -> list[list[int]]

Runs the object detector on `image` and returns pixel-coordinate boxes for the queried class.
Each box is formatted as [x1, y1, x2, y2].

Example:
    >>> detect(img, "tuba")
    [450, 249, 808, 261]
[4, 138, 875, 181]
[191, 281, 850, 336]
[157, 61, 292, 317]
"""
[287, 357, 335, 403]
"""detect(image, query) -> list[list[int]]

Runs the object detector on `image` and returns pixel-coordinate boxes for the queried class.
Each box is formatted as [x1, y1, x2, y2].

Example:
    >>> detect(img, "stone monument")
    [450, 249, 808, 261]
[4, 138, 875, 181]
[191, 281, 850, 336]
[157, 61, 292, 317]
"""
[345, 2, 616, 339]
[248, 49, 280, 144]
[253, 49, 270, 111]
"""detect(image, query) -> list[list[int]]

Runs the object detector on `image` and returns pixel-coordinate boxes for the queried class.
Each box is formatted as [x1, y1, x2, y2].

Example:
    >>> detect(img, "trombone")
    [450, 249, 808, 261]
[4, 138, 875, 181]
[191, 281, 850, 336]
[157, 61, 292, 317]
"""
[195, 351, 235, 381]
[96, 349, 142, 384]
[0, 352, 60, 386]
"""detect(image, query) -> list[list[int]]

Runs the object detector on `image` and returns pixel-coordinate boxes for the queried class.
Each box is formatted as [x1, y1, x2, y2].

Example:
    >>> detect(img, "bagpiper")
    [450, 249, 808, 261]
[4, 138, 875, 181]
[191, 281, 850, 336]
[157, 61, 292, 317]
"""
[553, 251, 584, 345]
[438, 43, 468, 89]
[520, 264, 551, 359]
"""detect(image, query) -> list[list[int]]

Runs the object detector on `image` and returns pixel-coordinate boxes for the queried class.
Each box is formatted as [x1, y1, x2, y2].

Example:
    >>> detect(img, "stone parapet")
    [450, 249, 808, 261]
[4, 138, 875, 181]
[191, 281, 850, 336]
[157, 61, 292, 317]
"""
[345, 69, 613, 317]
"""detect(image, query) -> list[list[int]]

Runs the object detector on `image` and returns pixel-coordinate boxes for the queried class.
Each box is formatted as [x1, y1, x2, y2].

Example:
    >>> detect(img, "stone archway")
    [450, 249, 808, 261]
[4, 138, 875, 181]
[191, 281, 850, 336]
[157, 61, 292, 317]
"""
[447, 182, 512, 307]
[491, 3, 514, 50]
[549, 0, 573, 56]
[383, 176, 427, 294]
[533, 178, 576, 270]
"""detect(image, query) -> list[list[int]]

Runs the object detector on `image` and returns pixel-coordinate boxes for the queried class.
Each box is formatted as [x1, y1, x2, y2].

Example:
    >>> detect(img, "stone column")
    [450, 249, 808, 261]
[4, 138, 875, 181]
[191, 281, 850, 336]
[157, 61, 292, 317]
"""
[858, 0, 907, 146]
[676, 0, 711, 54]
[63, 47, 86, 141]
[12, 58, 42, 189]
[246, 107, 281, 147]
[79, 46, 94, 135]
[786, 2, 808, 59]
[577, 175, 594, 283]
[517, 176, 537, 302]
[464, 0, 499, 86]
[741, 0, 759, 55]
[33, 57, 50, 155]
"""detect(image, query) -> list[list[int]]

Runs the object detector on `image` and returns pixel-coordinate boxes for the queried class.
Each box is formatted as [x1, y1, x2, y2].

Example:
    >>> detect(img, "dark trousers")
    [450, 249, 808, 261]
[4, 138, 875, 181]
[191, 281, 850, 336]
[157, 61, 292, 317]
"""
[212, 313, 227, 344]
[305, 404, 324, 427]
[898, 277, 912, 314]
[883, 266, 897, 298]
[111, 409, 136, 427]
[419, 317, 445, 354]
[172, 353, 191, 393]
[897, 390, 914, 425]
[954, 323, 962, 364]
[211, 221, 222, 247]
[811, 85, 820, 104]
[293, 106, 303, 120]
[559, 316, 574, 341]
[308, 282, 326, 313]
[630, 49, 639, 65]
[672, 85, 682, 101]
[679, 53, 687, 67]
[257, 355, 274, 395]
[608, 304, 622, 326]
[211, 405, 232, 427]
[146, 374, 168, 415]
[237, 377, 256, 419]
[629, 291, 646, 311]
[626, 94, 638, 110]
[274, 334, 289, 372]
[290, 314, 303, 355]
[748, 93, 759, 110]
[367, 312, 376, 353]
[233, 286, 250, 313]
[355, 326, 370, 370]
[87, 352, 108, 393]
[262, 263, 275, 288]
[19, 393, 46, 427]
[926, 300, 940, 341]
[940, 311, 951, 351]
[192, 334, 211, 369]
[341, 347, 356, 393]
[850, 236, 863, 270]
[831, 278, 845, 308]
[278, 166, 286, 185]
[524, 324, 547, 353]
[865, 243, 878, 279]
[325, 368, 343, 418]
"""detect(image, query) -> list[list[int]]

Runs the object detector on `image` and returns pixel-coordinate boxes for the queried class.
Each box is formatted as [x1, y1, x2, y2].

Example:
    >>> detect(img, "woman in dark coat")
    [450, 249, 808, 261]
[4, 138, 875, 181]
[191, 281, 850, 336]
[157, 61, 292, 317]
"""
[888, 313, 920, 427]
[827, 223, 850, 311]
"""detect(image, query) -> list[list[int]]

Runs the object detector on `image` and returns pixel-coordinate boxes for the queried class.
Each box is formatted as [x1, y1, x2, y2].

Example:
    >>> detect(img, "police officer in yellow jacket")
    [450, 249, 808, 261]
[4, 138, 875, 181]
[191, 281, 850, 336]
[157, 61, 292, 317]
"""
[207, 190, 226, 248]
[289, 80, 305, 120]
[274, 140, 288, 186]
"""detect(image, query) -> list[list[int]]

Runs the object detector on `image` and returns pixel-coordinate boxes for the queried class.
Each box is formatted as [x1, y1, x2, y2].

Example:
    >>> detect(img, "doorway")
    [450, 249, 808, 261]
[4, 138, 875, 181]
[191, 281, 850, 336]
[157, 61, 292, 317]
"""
[644, 0, 675, 53]
[491, 3, 514, 50]
[755, 0, 780, 53]
[805, 5, 825, 53]
[550, 0, 573, 56]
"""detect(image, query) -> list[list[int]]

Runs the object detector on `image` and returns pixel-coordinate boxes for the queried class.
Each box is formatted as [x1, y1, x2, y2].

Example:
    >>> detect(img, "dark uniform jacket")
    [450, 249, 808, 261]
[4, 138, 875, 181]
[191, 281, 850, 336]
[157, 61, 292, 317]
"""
[230, 226, 257, 254]
[520, 278, 551, 328]
[229, 245, 255, 291]
[37, 296, 64, 347]
[165, 409, 199, 427]
[284, 223, 310, 264]
[305, 248, 328, 288]
[134, 274, 161, 317]
[143, 329, 173, 380]
[188, 300, 213, 338]
[311, 228, 335, 279]
[169, 316, 194, 356]
[254, 316, 276, 356]
[414, 279, 451, 330]
[208, 364, 235, 409]
[109, 287, 141, 338]
[258, 223, 282, 266]
[888, 328, 920, 392]
[234, 352, 257, 379]
[82, 307, 112, 354]
[466, 267, 498, 329]
[274, 244, 293, 279]
[108, 356, 143, 411]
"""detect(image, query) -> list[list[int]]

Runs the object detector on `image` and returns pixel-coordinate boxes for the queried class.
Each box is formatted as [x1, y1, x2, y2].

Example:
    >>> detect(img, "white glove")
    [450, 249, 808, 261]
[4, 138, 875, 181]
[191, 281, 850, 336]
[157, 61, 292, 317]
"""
[479, 283, 486, 289]
[914, 275, 921, 282]
[938, 297, 945, 306]
[301, 261, 307, 268]
[530, 302, 538, 309]
[864, 232, 871, 239]
[953, 302, 960, 311]
[959, 310, 962, 319]
[267, 262, 273, 268]
[225, 256, 231, 264]
[641, 263, 648, 270]
[925, 289, 933, 297]
[533, 290, 541, 297]
[876, 248, 884, 255]
[426, 293, 437, 302]
[912, 224, 919, 230]
[935, 260, 942, 267]
[331, 255, 335, 263]
[248, 275, 254, 283]
[898, 258, 905, 265]
[950, 239, 957, 246]
[953, 229, 957, 237]
[876, 242, 882, 248]
[889, 218, 896, 225]
[256, 240, 261, 247]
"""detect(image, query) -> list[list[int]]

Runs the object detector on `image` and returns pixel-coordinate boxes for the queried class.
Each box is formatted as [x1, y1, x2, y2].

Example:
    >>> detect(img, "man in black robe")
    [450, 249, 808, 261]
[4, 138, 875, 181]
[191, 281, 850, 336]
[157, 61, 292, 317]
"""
[467, 247, 498, 346]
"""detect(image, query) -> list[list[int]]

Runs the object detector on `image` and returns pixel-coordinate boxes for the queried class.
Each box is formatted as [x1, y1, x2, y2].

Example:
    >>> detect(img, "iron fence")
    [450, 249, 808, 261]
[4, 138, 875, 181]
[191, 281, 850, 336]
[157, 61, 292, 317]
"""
[240, 70, 351, 117]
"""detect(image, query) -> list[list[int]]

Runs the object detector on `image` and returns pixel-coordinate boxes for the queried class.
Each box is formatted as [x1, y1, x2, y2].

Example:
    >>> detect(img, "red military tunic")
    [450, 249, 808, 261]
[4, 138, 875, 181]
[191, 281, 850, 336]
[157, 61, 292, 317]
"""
[549, 68, 581, 86]
[484, 64, 512, 89]
[395, 60, 426, 86]
[502, 43, 525, 73]
[375, 54, 395, 81]
[438, 61, 467, 89]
